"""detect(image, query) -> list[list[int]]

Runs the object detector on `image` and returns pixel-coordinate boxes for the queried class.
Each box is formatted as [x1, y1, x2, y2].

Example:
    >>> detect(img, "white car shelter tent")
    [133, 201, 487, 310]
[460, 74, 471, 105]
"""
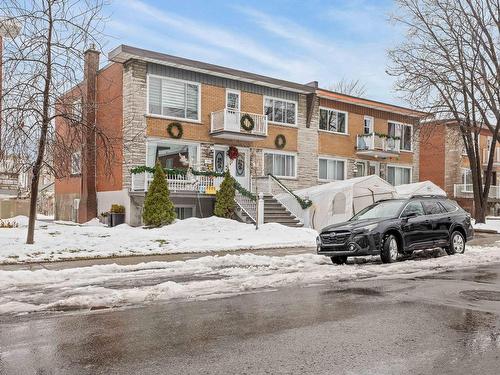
[287, 175, 398, 230]
[394, 181, 446, 198]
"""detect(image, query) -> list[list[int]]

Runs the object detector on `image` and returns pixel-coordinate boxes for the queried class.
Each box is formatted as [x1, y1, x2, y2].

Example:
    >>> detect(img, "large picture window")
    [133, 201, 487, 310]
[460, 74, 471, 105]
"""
[264, 97, 296, 125]
[264, 152, 296, 178]
[387, 165, 411, 186]
[388, 122, 412, 151]
[148, 76, 200, 121]
[147, 141, 199, 170]
[319, 158, 345, 181]
[319, 108, 348, 134]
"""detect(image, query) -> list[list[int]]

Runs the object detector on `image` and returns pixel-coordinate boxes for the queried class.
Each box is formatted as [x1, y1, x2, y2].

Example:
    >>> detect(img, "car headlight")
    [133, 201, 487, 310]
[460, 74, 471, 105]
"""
[316, 236, 322, 246]
[365, 223, 378, 232]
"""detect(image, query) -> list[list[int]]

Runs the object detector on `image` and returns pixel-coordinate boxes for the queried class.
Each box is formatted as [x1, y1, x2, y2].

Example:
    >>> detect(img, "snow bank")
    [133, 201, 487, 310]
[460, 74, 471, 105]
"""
[473, 217, 500, 233]
[2, 245, 500, 314]
[0, 216, 317, 264]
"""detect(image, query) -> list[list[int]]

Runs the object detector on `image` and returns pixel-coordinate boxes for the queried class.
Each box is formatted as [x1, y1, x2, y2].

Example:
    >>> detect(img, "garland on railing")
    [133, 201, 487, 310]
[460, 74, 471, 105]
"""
[130, 166, 188, 176]
[234, 180, 257, 201]
[367, 132, 401, 141]
[268, 173, 312, 209]
[130, 166, 256, 199]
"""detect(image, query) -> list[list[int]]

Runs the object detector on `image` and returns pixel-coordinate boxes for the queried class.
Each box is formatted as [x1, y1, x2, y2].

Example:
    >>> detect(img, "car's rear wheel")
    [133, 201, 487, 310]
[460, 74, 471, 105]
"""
[445, 231, 465, 255]
[331, 256, 348, 265]
[381, 234, 399, 264]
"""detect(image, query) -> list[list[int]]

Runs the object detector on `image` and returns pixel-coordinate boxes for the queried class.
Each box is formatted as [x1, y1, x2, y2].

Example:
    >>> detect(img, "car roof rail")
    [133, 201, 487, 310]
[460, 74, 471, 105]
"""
[409, 194, 447, 199]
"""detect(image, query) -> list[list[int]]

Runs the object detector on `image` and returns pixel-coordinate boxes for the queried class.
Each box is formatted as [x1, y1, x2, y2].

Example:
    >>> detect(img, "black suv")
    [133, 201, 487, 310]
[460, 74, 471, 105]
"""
[317, 196, 474, 264]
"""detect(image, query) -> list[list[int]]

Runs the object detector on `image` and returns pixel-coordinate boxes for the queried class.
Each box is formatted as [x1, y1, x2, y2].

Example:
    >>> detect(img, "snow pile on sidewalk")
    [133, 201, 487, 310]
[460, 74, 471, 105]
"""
[2, 244, 500, 315]
[473, 217, 500, 233]
[0, 216, 317, 264]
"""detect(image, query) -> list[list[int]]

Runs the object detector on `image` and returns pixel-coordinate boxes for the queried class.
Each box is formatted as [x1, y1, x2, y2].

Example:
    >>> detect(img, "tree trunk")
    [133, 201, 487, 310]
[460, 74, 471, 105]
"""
[474, 197, 486, 223]
[26, 1, 52, 244]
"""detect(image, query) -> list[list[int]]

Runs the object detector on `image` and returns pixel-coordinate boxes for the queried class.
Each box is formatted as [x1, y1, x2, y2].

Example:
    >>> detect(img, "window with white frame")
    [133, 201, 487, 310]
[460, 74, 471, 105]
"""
[387, 166, 411, 186]
[363, 116, 374, 134]
[148, 76, 200, 121]
[388, 122, 412, 151]
[319, 108, 348, 134]
[70, 98, 82, 123]
[71, 151, 81, 175]
[462, 169, 473, 190]
[264, 152, 296, 178]
[146, 141, 199, 170]
[319, 158, 345, 181]
[264, 97, 296, 125]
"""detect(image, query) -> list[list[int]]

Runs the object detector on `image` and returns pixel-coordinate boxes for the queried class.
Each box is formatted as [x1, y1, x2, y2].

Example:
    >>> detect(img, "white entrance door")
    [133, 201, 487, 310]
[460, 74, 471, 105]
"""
[213, 146, 250, 190]
[226, 89, 241, 132]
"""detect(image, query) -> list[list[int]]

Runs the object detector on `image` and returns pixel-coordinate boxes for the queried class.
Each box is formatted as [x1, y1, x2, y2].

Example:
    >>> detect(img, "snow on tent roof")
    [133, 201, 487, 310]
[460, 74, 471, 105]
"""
[395, 181, 447, 198]
[294, 175, 396, 199]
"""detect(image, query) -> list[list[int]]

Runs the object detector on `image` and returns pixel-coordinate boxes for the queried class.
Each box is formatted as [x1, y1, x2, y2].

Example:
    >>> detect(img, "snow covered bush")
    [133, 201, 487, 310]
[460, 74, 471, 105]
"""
[142, 161, 176, 227]
[214, 170, 236, 218]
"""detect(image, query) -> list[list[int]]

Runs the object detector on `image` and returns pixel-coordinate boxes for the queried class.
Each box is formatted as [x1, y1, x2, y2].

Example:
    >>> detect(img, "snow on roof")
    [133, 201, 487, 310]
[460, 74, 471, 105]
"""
[395, 181, 447, 198]
[294, 175, 395, 198]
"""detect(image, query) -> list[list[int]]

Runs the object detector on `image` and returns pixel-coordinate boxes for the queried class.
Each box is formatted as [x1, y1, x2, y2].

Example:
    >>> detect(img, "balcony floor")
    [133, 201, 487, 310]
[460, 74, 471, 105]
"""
[210, 130, 267, 141]
[356, 149, 400, 158]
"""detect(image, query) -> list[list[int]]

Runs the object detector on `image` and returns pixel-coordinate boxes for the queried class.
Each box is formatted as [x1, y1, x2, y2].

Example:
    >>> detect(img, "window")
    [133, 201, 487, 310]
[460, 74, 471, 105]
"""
[422, 200, 444, 215]
[439, 200, 459, 213]
[71, 151, 81, 175]
[175, 206, 194, 220]
[353, 161, 366, 178]
[226, 89, 240, 111]
[364, 116, 373, 134]
[401, 201, 425, 217]
[264, 97, 296, 125]
[387, 166, 411, 186]
[264, 152, 296, 178]
[319, 158, 345, 181]
[388, 122, 412, 151]
[462, 169, 472, 191]
[70, 98, 82, 123]
[148, 76, 200, 121]
[147, 141, 199, 169]
[319, 108, 348, 134]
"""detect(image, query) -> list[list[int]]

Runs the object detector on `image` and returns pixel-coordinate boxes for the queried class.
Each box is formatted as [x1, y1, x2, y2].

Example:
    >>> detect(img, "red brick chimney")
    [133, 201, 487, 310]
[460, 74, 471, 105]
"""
[79, 44, 99, 222]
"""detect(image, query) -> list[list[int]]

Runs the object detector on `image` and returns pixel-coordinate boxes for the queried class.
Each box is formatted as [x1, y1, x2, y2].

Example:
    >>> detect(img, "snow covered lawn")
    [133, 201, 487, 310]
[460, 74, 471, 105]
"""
[0, 216, 317, 264]
[473, 217, 500, 233]
[2, 244, 500, 315]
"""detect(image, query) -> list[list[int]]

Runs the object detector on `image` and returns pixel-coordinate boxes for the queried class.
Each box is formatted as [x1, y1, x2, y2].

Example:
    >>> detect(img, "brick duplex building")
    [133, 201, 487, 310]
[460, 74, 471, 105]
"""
[55, 45, 425, 226]
[419, 120, 500, 215]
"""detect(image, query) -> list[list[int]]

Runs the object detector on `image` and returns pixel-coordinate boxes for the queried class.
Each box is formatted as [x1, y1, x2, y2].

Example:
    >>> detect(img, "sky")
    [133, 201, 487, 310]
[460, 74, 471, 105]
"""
[103, 0, 405, 105]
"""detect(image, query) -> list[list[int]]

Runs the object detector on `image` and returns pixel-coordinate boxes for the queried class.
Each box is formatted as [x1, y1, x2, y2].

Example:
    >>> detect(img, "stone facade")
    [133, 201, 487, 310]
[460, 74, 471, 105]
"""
[122, 59, 148, 189]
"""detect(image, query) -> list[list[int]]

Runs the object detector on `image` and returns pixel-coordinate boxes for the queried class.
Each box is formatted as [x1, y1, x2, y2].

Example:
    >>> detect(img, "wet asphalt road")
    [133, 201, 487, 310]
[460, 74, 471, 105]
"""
[3, 265, 500, 374]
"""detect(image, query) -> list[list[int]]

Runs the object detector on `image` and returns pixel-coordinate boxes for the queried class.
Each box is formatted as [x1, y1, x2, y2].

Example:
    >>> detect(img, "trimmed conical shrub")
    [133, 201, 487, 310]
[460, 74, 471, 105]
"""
[214, 170, 236, 218]
[143, 161, 176, 226]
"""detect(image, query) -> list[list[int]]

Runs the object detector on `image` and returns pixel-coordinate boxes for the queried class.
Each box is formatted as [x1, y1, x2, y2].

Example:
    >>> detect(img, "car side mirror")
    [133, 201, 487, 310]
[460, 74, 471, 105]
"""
[403, 212, 418, 220]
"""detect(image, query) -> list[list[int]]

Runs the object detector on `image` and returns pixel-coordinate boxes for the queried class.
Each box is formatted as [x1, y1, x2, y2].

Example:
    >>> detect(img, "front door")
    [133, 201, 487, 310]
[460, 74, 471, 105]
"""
[213, 146, 250, 190]
[226, 89, 241, 132]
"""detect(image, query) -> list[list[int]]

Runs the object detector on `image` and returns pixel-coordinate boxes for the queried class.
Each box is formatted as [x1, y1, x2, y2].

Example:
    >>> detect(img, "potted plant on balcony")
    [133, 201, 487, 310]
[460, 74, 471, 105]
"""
[109, 204, 125, 227]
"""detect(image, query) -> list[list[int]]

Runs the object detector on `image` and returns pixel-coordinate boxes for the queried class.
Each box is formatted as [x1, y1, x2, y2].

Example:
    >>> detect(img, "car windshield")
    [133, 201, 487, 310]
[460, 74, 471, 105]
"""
[350, 200, 405, 221]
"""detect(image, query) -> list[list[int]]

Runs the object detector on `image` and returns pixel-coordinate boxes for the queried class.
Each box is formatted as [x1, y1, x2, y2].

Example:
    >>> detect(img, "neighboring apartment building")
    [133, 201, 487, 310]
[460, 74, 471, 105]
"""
[419, 119, 500, 215]
[55, 45, 425, 226]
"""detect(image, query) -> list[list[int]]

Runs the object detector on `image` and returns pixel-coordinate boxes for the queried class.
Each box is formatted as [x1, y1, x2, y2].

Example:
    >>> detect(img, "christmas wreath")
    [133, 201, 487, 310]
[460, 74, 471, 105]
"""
[227, 146, 239, 160]
[167, 122, 183, 139]
[240, 113, 255, 132]
[275, 134, 286, 149]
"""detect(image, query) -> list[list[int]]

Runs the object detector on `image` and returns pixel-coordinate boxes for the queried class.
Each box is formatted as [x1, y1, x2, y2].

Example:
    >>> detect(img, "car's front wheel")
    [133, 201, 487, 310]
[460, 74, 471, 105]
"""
[380, 234, 400, 263]
[331, 256, 348, 265]
[445, 231, 465, 255]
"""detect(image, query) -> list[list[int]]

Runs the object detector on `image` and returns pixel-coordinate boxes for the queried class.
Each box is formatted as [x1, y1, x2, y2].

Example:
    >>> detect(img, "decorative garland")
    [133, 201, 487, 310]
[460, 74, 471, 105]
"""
[234, 180, 257, 201]
[130, 166, 188, 176]
[268, 173, 312, 209]
[227, 146, 239, 160]
[275, 134, 286, 149]
[240, 113, 255, 132]
[369, 132, 401, 141]
[167, 122, 183, 139]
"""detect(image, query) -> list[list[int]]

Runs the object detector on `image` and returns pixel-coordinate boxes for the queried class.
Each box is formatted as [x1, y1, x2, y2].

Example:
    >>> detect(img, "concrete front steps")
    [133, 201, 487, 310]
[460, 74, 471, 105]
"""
[235, 195, 303, 227]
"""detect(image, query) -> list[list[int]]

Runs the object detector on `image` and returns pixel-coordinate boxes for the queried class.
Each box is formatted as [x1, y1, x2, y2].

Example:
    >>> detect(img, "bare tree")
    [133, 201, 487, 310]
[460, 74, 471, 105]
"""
[0, 0, 116, 243]
[329, 78, 367, 97]
[388, 0, 499, 222]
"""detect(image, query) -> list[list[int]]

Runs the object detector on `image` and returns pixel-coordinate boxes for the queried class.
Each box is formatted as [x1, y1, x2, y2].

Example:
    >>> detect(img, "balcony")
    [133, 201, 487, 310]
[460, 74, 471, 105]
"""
[482, 148, 500, 165]
[454, 184, 500, 200]
[131, 171, 224, 193]
[210, 109, 268, 141]
[356, 133, 400, 158]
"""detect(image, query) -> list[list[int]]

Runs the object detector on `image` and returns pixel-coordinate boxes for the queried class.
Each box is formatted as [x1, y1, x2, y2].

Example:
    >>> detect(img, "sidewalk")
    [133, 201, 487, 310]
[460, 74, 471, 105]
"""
[0, 246, 316, 271]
